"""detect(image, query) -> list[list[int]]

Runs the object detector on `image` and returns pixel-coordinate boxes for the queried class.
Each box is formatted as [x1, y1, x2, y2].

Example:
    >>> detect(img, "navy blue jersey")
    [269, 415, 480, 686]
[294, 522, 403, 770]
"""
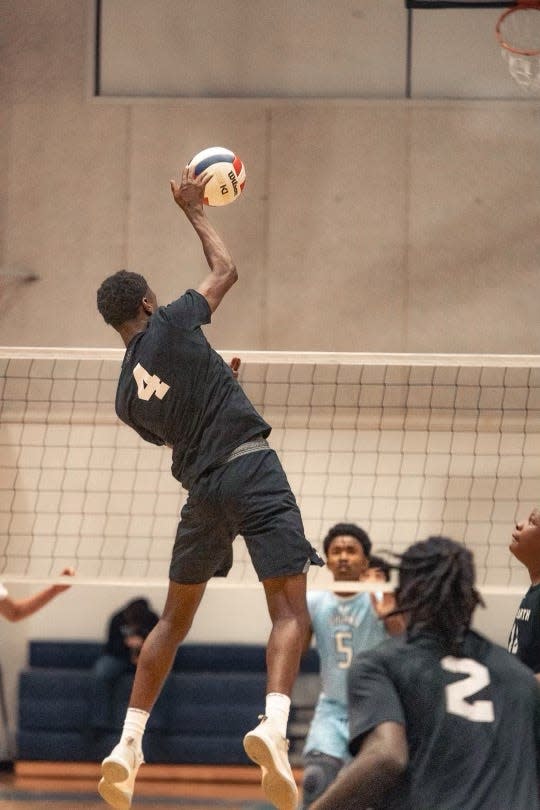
[348, 629, 540, 810]
[508, 583, 540, 674]
[115, 289, 270, 490]
[105, 607, 159, 661]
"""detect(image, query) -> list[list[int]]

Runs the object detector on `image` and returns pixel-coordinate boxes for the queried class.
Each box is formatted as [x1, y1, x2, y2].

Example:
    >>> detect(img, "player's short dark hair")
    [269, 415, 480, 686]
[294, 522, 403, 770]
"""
[122, 597, 152, 625]
[97, 270, 149, 328]
[323, 523, 372, 558]
[368, 554, 391, 582]
[393, 535, 483, 652]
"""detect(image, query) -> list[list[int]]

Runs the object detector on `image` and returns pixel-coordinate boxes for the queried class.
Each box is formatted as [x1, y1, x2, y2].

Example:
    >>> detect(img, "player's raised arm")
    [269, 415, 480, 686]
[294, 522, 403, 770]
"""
[0, 567, 75, 622]
[170, 165, 237, 312]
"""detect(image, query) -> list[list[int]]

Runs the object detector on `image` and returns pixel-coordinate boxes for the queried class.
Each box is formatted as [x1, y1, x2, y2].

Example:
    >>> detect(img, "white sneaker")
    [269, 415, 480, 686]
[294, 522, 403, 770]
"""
[243, 715, 298, 810]
[98, 737, 144, 810]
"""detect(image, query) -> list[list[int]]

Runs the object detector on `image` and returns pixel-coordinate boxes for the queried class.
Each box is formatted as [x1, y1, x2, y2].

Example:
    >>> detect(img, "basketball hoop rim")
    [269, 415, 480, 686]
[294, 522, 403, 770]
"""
[495, 3, 540, 56]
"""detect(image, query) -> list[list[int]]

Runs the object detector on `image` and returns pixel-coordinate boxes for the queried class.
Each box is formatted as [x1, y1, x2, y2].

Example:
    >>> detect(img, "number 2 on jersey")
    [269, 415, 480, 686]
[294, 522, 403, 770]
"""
[441, 656, 495, 723]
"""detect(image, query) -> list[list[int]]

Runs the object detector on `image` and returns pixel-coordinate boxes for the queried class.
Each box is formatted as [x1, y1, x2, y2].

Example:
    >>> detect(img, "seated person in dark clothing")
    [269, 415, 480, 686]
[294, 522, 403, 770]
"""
[92, 598, 159, 729]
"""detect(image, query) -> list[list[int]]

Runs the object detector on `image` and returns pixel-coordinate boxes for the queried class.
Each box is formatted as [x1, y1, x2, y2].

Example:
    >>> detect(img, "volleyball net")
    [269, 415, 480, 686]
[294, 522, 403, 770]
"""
[0, 347, 538, 594]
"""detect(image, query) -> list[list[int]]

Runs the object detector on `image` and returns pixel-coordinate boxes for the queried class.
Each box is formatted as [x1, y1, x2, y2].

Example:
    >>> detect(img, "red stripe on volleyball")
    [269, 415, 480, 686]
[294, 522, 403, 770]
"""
[240, 181, 245, 191]
[233, 156, 243, 175]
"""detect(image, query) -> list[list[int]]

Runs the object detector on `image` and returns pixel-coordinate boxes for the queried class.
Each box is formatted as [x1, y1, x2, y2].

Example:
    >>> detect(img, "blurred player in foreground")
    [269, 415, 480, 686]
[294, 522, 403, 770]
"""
[0, 568, 75, 621]
[301, 524, 400, 809]
[508, 506, 540, 678]
[311, 535, 540, 810]
[96, 165, 322, 810]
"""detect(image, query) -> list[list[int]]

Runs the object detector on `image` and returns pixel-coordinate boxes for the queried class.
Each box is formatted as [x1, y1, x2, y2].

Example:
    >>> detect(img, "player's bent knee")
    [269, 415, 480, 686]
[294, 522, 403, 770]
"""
[301, 752, 343, 809]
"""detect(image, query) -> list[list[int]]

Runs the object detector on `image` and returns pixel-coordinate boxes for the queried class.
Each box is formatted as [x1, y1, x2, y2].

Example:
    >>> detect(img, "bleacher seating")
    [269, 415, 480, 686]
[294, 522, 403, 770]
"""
[17, 641, 319, 764]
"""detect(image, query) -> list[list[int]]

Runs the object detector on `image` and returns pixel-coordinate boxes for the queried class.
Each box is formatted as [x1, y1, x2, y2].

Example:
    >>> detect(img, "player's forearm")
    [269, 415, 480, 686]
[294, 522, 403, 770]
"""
[310, 751, 403, 810]
[312, 724, 407, 810]
[2, 587, 60, 621]
[184, 209, 237, 281]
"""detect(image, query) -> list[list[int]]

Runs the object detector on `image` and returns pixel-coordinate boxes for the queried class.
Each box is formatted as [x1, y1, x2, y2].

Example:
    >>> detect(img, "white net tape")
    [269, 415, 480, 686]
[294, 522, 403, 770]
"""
[1, 348, 539, 593]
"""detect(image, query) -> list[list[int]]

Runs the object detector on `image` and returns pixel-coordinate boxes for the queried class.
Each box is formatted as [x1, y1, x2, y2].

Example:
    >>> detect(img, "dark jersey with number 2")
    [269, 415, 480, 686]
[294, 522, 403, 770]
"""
[115, 289, 270, 490]
[348, 629, 540, 810]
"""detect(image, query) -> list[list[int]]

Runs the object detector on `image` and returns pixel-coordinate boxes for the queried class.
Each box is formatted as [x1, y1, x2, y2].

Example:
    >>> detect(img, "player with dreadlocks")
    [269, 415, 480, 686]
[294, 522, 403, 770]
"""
[311, 535, 540, 810]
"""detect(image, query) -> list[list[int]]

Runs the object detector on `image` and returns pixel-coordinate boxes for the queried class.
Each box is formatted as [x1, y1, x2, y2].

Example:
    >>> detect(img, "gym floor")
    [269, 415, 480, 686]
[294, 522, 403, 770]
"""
[0, 762, 304, 810]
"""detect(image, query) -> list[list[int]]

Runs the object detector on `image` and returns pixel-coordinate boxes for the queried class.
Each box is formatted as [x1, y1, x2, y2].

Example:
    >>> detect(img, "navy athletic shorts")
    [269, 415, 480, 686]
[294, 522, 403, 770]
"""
[169, 447, 323, 583]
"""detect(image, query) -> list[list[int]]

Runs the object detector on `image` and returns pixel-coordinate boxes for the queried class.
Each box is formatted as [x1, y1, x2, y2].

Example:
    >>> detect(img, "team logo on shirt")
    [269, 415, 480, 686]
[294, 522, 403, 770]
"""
[133, 363, 170, 401]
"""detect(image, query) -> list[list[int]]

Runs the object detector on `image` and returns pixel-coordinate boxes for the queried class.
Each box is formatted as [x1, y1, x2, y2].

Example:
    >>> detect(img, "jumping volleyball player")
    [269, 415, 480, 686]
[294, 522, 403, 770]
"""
[311, 536, 540, 810]
[96, 163, 322, 810]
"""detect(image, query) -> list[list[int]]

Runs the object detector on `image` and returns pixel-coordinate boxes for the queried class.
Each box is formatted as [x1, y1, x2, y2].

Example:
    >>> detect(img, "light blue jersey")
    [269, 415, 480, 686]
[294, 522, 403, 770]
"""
[303, 590, 388, 760]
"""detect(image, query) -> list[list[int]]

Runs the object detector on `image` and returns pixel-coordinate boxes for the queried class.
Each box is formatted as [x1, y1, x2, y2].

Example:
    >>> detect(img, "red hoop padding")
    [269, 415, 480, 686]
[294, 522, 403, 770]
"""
[495, 2, 540, 56]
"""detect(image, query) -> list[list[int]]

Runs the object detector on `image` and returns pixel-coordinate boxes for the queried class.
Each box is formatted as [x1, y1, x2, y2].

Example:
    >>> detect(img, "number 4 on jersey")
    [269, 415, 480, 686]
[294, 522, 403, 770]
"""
[133, 363, 170, 401]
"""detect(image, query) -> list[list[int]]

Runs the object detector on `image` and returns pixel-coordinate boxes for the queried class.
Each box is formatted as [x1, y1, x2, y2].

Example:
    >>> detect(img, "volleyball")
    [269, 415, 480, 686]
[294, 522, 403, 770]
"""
[188, 146, 246, 207]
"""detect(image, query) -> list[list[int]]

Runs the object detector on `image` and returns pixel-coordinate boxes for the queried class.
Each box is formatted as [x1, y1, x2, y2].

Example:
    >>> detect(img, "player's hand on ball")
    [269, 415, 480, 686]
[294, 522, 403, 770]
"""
[170, 165, 213, 214]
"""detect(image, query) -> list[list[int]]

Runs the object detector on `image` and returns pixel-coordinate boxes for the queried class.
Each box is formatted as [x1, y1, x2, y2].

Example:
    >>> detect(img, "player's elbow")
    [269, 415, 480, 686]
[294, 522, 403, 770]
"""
[224, 261, 238, 286]
[2, 604, 23, 622]
[212, 260, 238, 293]
[361, 749, 407, 802]
[362, 722, 408, 790]
[378, 749, 407, 783]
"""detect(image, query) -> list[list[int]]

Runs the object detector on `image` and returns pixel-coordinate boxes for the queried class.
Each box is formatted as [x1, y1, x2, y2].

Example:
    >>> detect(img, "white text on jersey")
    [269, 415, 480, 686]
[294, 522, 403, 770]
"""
[133, 363, 170, 401]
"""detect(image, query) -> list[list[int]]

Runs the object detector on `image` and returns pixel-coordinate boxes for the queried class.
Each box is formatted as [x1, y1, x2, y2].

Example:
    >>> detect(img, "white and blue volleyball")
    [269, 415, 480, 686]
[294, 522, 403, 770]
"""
[188, 146, 246, 207]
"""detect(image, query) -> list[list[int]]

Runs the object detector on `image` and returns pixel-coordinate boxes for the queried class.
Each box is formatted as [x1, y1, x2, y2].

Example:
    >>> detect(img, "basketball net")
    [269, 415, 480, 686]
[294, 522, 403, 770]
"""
[495, 1, 540, 92]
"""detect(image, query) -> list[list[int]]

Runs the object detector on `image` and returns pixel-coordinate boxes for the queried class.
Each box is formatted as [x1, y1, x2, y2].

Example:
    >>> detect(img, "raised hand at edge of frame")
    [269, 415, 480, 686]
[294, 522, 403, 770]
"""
[51, 566, 76, 594]
[229, 357, 241, 379]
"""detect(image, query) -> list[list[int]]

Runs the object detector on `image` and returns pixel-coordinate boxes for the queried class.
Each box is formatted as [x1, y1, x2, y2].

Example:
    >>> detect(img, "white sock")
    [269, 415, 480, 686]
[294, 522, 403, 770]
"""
[120, 708, 149, 750]
[265, 692, 291, 738]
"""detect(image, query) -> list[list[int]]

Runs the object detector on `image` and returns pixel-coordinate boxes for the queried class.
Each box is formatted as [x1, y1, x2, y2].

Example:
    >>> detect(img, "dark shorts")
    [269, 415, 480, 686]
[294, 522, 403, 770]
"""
[169, 448, 323, 584]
